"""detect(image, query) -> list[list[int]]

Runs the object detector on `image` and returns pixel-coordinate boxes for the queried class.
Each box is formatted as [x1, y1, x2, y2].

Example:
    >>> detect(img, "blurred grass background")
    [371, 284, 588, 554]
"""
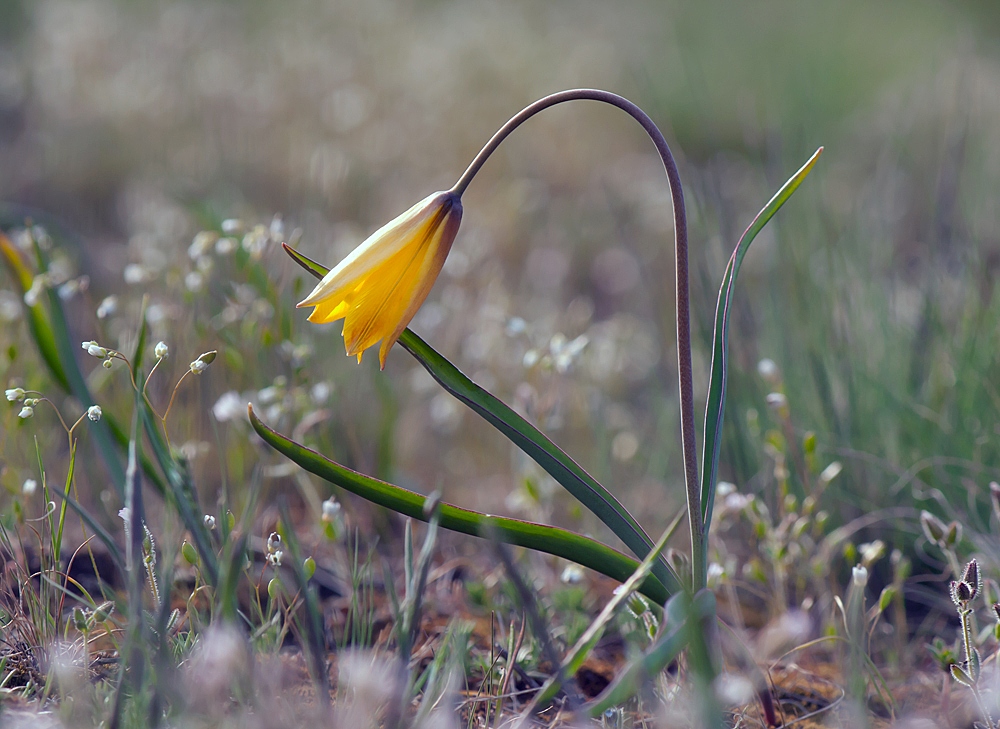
[2, 0, 1000, 555]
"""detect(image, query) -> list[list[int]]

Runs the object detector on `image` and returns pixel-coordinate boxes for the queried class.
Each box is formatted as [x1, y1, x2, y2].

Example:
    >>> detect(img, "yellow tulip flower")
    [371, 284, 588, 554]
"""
[297, 191, 463, 368]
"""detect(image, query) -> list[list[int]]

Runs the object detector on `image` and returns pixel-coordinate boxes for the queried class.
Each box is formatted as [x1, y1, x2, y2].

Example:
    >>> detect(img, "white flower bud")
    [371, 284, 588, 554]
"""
[321, 498, 341, 524]
[82, 341, 108, 359]
[267, 532, 282, 554]
[190, 351, 217, 375]
[154, 341, 169, 359]
[96, 295, 118, 319]
[102, 359, 113, 369]
[22, 478, 37, 495]
[757, 358, 781, 384]
[203, 515, 216, 530]
[852, 565, 868, 588]
[18, 406, 33, 419]
[87, 405, 102, 422]
[5, 387, 25, 402]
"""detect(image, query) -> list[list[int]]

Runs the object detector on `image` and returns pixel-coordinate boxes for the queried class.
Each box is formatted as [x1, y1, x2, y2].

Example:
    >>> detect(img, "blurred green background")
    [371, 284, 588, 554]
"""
[2, 0, 1000, 554]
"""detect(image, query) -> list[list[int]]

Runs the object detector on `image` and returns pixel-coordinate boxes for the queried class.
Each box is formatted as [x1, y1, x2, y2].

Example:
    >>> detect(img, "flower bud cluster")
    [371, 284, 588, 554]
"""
[950, 559, 981, 607]
[6, 387, 37, 418]
[82, 340, 119, 369]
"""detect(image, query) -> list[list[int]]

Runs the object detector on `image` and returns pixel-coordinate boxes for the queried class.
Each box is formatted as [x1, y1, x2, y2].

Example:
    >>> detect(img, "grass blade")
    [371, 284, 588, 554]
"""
[140, 403, 219, 585]
[277, 500, 330, 708]
[582, 589, 716, 718]
[249, 404, 670, 604]
[48, 482, 125, 571]
[283, 242, 681, 598]
[527, 506, 684, 710]
[700, 148, 823, 538]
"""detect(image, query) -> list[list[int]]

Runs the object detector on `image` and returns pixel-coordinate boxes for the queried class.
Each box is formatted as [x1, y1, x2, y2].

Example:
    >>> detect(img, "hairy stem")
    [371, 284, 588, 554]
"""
[450, 88, 702, 588]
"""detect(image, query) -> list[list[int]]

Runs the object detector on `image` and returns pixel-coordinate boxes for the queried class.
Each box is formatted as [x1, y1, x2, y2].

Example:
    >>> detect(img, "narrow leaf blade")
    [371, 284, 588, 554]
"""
[700, 148, 823, 537]
[249, 404, 670, 604]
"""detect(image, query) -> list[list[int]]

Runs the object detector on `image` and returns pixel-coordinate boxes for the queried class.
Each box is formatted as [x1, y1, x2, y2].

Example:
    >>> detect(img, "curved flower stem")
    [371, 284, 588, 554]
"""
[450, 89, 701, 589]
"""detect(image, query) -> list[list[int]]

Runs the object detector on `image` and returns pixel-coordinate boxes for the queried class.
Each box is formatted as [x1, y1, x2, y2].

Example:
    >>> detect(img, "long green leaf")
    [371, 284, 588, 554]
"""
[282, 243, 681, 598]
[249, 404, 670, 604]
[700, 149, 823, 537]
[0, 232, 69, 390]
[140, 398, 219, 585]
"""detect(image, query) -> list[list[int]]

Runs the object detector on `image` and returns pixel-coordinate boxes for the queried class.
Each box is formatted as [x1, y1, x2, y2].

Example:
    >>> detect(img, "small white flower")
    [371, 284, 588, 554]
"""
[18, 406, 33, 419]
[189, 351, 217, 375]
[560, 564, 584, 584]
[765, 392, 787, 410]
[266, 532, 282, 554]
[321, 499, 341, 523]
[87, 405, 102, 422]
[96, 295, 118, 319]
[188, 231, 218, 260]
[212, 391, 244, 423]
[23, 275, 48, 307]
[58, 276, 89, 300]
[506, 317, 527, 336]
[123, 264, 148, 284]
[203, 515, 216, 530]
[241, 225, 269, 259]
[819, 461, 843, 484]
[154, 341, 169, 359]
[852, 565, 868, 588]
[310, 382, 332, 404]
[221, 218, 243, 235]
[757, 358, 781, 384]
[185, 271, 204, 292]
[257, 386, 281, 405]
[269, 214, 284, 242]
[82, 340, 108, 359]
[22, 479, 37, 495]
[267, 550, 283, 567]
[707, 562, 726, 586]
[5, 387, 25, 402]
[215, 237, 237, 255]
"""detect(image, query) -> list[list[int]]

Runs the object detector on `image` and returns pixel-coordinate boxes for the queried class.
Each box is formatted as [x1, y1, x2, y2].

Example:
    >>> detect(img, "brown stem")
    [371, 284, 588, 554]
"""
[450, 89, 702, 587]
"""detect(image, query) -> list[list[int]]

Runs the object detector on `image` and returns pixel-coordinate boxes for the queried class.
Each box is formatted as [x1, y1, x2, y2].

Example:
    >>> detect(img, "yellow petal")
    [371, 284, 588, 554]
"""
[297, 191, 462, 368]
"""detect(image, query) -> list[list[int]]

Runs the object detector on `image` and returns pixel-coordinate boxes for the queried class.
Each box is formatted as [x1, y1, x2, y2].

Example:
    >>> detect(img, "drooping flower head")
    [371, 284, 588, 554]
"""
[297, 191, 462, 368]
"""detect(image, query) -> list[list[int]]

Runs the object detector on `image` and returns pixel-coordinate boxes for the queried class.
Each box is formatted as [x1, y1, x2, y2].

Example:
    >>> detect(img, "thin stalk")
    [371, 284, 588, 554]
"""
[449, 88, 701, 588]
[959, 606, 995, 728]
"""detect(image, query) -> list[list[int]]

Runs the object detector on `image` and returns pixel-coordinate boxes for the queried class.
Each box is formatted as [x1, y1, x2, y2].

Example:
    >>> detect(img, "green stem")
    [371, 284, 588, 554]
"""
[450, 90, 700, 587]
